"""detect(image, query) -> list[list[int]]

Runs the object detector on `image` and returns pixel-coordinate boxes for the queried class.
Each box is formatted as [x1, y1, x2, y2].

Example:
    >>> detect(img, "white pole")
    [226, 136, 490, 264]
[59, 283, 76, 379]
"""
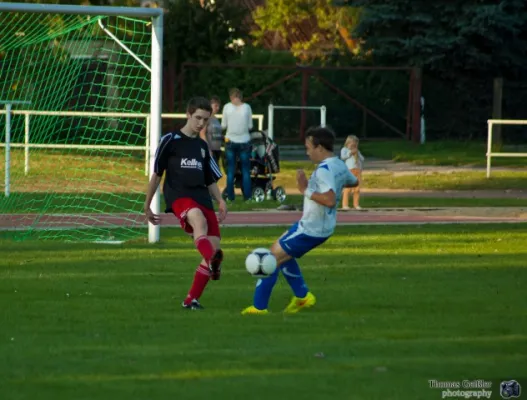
[0, 2, 163, 17]
[321, 105, 326, 127]
[24, 114, 30, 175]
[148, 13, 163, 244]
[420, 96, 426, 144]
[486, 121, 493, 179]
[145, 116, 150, 176]
[5, 104, 11, 197]
[268, 103, 274, 140]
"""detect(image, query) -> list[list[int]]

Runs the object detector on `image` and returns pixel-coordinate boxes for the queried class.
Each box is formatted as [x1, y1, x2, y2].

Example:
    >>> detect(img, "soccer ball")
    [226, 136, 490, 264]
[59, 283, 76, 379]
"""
[245, 248, 277, 277]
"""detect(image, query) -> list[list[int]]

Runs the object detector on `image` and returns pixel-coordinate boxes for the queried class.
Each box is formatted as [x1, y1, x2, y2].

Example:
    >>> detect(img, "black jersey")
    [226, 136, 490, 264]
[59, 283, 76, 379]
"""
[154, 131, 222, 211]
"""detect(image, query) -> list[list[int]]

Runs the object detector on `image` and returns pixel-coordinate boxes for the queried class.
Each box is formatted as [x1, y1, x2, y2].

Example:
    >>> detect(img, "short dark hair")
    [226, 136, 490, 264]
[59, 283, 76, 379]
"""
[305, 126, 336, 152]
[186, 96, 212, 115]
[210, 95, 221, 105]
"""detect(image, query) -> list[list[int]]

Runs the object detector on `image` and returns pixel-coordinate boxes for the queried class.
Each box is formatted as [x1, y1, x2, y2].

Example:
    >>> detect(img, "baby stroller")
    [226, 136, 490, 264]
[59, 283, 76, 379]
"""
[222, 130, 286, 203]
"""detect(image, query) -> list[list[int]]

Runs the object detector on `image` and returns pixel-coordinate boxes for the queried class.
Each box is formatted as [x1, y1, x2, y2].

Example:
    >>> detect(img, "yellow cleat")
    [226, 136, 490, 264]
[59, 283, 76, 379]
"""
[241, 305, 269, 315]
[283, 292, 316, 314]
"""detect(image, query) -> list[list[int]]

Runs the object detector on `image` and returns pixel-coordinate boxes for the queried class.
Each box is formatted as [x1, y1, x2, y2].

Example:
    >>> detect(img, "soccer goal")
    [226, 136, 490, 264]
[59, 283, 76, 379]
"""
[486, 119, 527, 178]
[267, 104, 327, 140]
[0, 2, 163, 243]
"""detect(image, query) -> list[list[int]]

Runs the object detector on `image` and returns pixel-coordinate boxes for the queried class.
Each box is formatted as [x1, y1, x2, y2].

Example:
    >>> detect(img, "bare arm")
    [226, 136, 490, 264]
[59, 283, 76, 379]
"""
[208, 182, 228, 222]
[144, 173, 162, 224]
[208, 182, 222, 202]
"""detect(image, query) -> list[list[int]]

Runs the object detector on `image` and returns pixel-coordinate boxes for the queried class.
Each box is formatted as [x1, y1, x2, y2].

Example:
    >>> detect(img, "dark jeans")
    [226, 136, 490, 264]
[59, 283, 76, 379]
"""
[225, 141, 251, 201]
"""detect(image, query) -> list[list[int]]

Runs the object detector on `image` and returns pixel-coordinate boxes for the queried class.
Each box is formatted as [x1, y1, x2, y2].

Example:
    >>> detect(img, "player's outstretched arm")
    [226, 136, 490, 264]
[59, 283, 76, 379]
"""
[144, 173, 162, 225]
[208, 182, 228, 222]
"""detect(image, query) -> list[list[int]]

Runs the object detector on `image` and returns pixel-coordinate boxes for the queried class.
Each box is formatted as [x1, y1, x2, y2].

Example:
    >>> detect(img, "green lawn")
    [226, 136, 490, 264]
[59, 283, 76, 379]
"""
[360, 139, 527, 167]
[2, 192, 527, 215]
[1, 225, 526, 400]
[1, 149, 527, 196]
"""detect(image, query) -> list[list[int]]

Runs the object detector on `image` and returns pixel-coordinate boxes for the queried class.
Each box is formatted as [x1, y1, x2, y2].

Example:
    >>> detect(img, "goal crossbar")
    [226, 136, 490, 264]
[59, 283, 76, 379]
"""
[486, 119, 527, 178]
[0, 2, 163, 17]
[267, 104, 327, 140]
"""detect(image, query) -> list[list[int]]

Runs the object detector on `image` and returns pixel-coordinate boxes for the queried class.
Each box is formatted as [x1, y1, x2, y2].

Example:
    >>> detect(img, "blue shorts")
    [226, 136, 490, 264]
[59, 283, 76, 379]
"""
[278, 222, 329, 259]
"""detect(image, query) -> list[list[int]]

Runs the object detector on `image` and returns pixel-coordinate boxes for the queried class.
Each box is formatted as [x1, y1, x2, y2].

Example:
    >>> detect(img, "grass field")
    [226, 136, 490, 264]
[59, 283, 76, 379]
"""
[3, 192, 527, 215]
[1, 224, 526, 400]
[360, 140, 527, 167]
[1, 150, 527, 197]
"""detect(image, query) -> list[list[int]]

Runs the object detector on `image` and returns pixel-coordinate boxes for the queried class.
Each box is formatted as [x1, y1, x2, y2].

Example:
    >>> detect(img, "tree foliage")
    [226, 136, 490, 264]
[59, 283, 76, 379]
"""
[348, 0, 527, 140]
[353, 0, 527, 79]
[252, 0, 361, 61]
[163, 0, 250, 66]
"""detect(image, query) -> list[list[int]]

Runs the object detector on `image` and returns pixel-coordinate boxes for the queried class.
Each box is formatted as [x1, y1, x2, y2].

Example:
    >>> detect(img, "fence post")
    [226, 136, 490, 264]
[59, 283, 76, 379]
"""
[268, 103, 274, 140]
[5, 103, 11, 197]
[486, 121, 493, 178]
[411, 67, 422, 143]
[320, 106, 326, 127]
[25, 113, 30, 175]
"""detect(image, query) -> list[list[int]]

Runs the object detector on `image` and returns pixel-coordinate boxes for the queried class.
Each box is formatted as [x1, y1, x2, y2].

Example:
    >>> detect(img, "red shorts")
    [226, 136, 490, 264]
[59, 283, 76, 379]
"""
[171, 198, 221, 238]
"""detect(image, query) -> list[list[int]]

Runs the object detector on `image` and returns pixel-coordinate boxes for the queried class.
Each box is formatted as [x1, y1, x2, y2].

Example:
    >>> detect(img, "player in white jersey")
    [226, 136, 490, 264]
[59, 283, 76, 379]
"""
[242, 126, 358, 315]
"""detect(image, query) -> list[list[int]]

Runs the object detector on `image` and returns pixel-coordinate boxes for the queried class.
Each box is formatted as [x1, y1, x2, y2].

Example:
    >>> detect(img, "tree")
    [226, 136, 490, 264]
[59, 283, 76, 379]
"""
[352, 0, 527, 79]
[163, 0, 250, 67]
[251, 0, 361, 62]
[348, 0, 527, 140]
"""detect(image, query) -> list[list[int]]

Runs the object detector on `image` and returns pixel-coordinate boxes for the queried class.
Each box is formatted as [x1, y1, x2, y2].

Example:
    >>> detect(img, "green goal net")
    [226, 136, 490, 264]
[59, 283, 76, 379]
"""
[0, 6, 162, 242]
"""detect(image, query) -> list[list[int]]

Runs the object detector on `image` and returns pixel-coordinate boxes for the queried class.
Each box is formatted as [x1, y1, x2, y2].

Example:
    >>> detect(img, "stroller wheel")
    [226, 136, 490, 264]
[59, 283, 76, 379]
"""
[252, 187, 266, 203]
[273, 186, 287, 203]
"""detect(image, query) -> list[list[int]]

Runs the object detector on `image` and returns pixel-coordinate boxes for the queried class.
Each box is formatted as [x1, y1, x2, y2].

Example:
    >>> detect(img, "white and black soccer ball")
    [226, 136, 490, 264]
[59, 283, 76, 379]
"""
[245, 248, 277, 277]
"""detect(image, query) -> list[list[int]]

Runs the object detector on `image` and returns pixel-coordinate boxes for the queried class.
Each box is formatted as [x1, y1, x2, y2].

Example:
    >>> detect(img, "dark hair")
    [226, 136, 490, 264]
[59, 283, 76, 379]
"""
[186, 96, 212, 115]
[305, 126, 336, 152]
[210, 95, 221, 105]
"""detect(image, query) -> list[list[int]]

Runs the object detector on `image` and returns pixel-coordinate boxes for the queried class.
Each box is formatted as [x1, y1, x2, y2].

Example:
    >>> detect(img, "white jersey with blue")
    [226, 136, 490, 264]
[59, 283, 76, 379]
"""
[279, 156, 357, 259]
[300, 156, 357, 237]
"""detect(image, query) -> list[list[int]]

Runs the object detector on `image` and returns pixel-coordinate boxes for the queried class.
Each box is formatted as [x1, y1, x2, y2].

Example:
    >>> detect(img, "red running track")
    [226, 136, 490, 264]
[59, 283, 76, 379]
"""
[1, 211, 525, 231]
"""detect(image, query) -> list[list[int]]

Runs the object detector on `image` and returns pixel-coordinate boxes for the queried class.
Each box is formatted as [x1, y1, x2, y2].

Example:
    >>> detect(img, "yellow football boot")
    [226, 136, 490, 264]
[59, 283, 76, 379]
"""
[241, 305, 269, 315]
[283, 292, 316, 314]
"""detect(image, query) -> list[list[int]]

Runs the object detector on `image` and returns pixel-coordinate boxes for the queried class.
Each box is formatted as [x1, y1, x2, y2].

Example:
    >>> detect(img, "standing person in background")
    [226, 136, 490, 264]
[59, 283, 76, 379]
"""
[340, 135, 364, 210]
[221, 88, 253, 202]
[200, 95, 224, 166]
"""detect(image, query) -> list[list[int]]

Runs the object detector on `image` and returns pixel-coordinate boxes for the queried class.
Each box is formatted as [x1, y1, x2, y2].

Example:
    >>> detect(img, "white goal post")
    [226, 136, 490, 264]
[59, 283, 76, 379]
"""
[486, 119, 527, 178]
[267, 104, 327, 140]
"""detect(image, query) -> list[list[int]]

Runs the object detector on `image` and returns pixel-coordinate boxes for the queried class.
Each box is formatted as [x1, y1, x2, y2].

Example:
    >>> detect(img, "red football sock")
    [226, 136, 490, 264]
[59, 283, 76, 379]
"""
[195, 235, 215, 262]
[184, 264, 211, 304]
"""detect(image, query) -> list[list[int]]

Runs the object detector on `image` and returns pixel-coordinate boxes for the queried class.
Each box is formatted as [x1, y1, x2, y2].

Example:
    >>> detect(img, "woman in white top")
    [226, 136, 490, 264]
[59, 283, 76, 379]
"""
[221, 88, 253, 202]
[340, 135, 364, 210]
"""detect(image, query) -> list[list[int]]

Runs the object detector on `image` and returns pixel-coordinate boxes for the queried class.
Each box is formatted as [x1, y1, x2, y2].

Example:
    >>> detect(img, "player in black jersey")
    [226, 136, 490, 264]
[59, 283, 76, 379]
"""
[144, 97, 227, 310]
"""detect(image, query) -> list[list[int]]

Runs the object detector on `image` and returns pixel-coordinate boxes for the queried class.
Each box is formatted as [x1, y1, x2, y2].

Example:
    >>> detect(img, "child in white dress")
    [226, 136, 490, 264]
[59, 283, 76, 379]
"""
[340, 135, 364, 210]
